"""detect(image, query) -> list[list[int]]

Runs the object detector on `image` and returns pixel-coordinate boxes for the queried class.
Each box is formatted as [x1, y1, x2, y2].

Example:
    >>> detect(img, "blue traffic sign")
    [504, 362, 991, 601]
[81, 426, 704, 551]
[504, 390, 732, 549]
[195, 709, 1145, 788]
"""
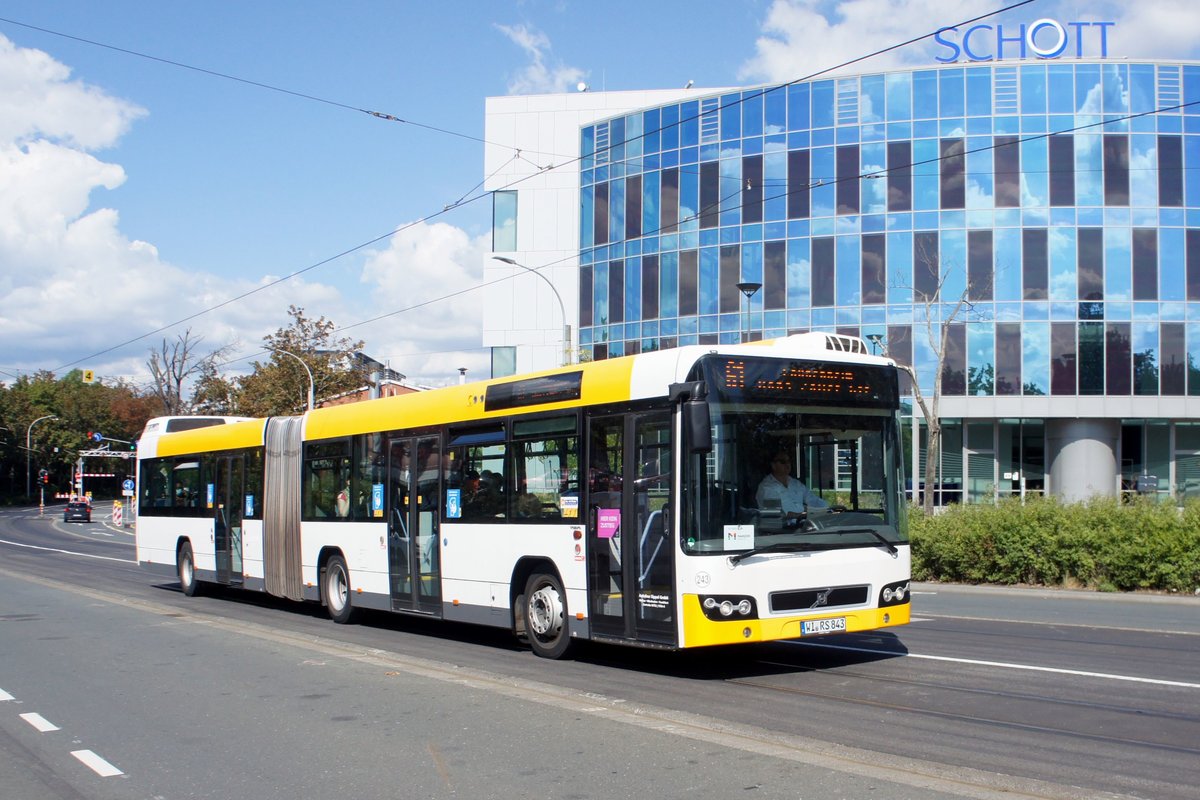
[122, 479, 135, 492]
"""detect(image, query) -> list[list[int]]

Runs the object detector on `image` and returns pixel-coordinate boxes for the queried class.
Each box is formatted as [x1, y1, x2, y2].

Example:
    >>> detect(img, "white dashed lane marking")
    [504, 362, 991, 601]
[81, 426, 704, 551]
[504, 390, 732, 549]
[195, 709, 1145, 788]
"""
[20, 712, 61, 732]
[71, 750, 124, 777]
[4, 688, 124, 777]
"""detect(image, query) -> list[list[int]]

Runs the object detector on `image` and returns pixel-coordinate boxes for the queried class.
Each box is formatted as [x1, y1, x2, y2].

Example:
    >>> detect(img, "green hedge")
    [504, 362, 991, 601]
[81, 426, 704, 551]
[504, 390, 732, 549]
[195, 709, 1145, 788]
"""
[908, 496, 1200, 593]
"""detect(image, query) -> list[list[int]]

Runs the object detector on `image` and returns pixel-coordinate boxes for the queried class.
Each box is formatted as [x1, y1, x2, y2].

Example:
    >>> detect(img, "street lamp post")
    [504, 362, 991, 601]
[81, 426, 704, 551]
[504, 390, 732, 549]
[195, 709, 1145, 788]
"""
[493, 256, 571, 366]
[736, 282, 762, 343]
[26, 414, 57, 501]
[269, 348, 314, 411]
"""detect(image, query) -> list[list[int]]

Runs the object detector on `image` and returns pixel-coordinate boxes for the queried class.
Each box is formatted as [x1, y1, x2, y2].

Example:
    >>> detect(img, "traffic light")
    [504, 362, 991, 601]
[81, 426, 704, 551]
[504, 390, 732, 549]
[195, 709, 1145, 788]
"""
[38, 469, 48, 485]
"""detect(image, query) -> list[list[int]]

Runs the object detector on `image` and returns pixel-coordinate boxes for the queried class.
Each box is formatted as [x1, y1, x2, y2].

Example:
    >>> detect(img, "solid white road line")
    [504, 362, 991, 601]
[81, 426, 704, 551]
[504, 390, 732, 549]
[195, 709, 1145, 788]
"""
[0, 538, 134, 563]
[787, 639, 1200, 689]
[71, 750, 123, 777]
[0, 688, 13, 702]
[19, 712, 60, 733]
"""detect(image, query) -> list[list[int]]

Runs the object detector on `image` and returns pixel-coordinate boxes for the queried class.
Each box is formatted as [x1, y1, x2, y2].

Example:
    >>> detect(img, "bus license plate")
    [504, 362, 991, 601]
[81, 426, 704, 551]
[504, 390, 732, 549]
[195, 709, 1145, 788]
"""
[802, 617, 846, 636]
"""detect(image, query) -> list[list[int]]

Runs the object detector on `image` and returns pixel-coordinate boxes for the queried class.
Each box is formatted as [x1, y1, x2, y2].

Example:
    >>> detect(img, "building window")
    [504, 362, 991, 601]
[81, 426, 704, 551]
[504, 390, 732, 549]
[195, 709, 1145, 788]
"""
[492, 346, 516, 379]
[1159, 135, 1184, 207]
[939, 138, 965, 209]
[1103, 135, 1130, 206]
[968, 230, 993, 302]
[492, 190, 517, 252]
[994, 136, 1020, 207]
[1022, 229, 1048, 301]
[1078, 228, 1104, 302]
[1132, 228, 1158, 301]
[1050, 322, 1076, 395]
[1106, 323, 1132, 395]
[787, 150, 810, 218]
[1048, 134, 1075, 207]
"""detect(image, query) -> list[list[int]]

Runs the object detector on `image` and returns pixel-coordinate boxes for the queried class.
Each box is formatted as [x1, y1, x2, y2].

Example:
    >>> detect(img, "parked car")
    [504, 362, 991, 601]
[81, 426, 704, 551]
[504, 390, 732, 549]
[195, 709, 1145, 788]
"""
[63, 502, 91, 523]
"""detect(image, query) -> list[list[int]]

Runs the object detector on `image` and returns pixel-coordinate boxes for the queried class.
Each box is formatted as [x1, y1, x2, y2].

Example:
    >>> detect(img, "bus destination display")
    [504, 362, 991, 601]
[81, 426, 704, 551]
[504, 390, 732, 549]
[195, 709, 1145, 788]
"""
[703, 356, 898, 408]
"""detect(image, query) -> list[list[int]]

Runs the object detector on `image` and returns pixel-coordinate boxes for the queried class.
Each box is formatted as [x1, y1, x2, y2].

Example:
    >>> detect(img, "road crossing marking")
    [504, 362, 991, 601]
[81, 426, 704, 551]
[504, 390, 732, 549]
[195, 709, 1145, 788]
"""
[0, 687, 13, 702]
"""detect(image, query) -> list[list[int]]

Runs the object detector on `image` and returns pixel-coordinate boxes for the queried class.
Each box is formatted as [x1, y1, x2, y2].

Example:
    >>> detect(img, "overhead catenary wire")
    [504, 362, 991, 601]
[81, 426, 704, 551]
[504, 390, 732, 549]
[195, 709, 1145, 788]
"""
[5, 0, 1123, 376]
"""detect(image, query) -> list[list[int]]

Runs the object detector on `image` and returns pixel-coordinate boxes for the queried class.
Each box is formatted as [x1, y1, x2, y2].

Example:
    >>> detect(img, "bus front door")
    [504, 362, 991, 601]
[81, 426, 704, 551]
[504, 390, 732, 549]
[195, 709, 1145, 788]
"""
[585, 412, 675, 646]
[387, 437, 442, 615]
[213, 455, 244, 586]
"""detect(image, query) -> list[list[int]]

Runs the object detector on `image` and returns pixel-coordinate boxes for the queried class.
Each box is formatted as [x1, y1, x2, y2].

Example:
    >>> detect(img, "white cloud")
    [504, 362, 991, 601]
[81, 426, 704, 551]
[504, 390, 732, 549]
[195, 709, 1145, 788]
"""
[496, 23, 585, 95]
[739, 1, 1200, 85]
[0, 34, 144, 149]
[357, 220, 490, 385]
[0, 35, 359, 386]
[739, 0, 992, 84]
[0, 33, 486, 388]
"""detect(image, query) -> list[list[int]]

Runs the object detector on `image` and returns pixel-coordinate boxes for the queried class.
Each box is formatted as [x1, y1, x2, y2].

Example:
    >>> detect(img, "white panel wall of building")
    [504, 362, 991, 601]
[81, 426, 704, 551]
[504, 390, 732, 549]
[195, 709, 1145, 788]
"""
[482, 88, 730, 375]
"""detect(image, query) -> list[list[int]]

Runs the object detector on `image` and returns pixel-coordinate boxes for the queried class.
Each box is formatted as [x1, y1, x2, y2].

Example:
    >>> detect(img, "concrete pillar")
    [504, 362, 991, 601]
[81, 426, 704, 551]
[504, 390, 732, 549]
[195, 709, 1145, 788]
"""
[1047, 419, 1119, 502]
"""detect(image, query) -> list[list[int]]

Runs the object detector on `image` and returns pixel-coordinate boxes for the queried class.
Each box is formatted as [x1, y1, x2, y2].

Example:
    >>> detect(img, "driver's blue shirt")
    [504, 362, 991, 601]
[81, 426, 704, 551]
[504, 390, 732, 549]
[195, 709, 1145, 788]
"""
[756, 473, 828, 515]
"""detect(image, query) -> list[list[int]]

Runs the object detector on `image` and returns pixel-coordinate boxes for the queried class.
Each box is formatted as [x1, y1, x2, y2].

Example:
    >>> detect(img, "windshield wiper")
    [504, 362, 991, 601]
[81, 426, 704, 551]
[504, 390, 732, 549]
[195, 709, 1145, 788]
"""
[728, 541, 821, 564]
[828, 526, 899, 556]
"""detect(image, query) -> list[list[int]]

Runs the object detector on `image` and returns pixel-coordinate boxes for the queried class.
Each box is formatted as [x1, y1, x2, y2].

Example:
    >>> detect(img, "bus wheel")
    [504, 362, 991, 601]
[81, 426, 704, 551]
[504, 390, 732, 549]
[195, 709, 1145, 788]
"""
[178, 542, 201, 597]
[323, 554, 356, 624]
[523, 572, 572, 659]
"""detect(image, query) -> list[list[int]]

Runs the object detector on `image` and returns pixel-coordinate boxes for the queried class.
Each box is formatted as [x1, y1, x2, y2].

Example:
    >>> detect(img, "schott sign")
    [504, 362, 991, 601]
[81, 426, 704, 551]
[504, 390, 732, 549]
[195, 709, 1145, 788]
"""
[935, 19, 1114, 62]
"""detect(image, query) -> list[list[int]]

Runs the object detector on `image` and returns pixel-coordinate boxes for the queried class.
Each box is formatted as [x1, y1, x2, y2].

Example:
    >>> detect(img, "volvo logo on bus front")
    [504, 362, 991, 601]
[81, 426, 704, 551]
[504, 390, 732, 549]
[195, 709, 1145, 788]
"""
[811, 588, 832, 609]
[934, 19, 1114, 63]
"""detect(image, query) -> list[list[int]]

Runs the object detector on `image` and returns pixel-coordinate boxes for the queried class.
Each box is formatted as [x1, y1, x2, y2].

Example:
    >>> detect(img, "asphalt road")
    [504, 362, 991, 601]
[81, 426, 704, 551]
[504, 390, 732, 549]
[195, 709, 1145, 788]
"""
[1, 501, 1197, 799]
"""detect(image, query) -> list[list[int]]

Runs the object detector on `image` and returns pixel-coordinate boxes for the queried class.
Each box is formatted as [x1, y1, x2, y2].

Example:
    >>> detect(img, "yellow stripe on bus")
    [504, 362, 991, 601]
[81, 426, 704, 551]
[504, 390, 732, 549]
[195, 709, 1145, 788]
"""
[153, 419, 268, 457]
[680, 595, 911, 648]
[304, 357, 637, 442]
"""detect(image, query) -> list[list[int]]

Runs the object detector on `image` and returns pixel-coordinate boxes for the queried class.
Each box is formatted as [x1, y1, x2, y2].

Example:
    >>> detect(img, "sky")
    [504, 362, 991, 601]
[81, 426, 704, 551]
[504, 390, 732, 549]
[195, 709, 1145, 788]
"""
[2, 0, 1198, 390]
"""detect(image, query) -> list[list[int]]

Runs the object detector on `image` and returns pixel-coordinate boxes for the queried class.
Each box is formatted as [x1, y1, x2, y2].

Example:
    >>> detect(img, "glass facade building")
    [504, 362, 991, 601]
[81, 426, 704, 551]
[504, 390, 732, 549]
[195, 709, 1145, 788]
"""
[568, 61, 1200, 503]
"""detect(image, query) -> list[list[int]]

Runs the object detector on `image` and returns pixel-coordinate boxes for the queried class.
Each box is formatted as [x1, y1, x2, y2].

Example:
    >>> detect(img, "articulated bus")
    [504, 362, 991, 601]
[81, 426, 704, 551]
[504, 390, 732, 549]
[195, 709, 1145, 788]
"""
[135, 333, 910, 658]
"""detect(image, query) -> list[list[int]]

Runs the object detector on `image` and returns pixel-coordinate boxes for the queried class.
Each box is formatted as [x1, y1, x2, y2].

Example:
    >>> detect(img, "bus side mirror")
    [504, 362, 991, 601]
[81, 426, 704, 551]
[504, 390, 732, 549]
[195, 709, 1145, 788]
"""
[683, 398, 712, 454]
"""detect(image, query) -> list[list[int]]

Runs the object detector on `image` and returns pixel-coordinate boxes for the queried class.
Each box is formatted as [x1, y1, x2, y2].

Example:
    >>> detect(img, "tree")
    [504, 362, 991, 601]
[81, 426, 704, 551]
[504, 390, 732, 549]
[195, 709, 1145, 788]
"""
[236, 306, 369, 416]
[146, 329, 235, 415]
[884, 241, 980, 514]
[189, 359, 240, 416]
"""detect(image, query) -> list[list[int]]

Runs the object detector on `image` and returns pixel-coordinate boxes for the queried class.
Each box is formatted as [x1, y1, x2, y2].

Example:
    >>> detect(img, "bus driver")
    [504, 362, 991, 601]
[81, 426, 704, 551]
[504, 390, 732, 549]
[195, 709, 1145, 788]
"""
[756, 449, 828, 523]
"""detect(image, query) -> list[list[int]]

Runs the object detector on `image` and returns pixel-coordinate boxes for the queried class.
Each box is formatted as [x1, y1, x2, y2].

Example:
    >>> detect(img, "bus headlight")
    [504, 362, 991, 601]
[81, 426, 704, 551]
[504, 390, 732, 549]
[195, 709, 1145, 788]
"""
[698, 595, 758, 621]
[879, 580, 910, 607]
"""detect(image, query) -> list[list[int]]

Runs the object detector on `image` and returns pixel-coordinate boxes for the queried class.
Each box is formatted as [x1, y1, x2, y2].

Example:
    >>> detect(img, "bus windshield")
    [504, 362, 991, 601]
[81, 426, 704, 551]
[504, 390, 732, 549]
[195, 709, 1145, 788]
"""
[681, 403, 907, 556]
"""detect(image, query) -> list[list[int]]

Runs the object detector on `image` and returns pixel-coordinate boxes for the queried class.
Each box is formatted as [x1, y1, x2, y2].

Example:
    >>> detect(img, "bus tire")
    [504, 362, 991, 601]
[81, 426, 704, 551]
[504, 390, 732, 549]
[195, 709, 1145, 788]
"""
[523, 572, 573, 659]
[322, 554, 356, 624]
[178, 541, 201, 597]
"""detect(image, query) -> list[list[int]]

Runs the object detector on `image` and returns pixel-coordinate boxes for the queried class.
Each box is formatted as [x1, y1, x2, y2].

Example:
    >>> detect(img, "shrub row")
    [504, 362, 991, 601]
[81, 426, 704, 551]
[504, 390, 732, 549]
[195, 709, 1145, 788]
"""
[908, 496, 1200, 593]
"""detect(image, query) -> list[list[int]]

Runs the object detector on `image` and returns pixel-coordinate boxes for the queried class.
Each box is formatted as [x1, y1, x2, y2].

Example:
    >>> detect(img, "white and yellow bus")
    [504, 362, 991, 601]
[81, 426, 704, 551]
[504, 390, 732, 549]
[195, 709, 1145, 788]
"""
[135, 333, 910, 658]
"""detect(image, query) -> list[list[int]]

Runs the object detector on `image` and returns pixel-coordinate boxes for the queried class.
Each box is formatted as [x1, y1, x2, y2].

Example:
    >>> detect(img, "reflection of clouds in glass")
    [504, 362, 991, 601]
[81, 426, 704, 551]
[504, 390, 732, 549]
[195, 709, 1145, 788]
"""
[720, 146, 742, 161]
[1078, 81, 1104, 115]
[1019, 174, 1043, 208]
[863, 160, 887, 211]
[1102, 64, 1130, 113]
[765, 123, 786, 137]
[966, 178, 992, 208]
[1049, 268, 1077, 300]
[1130, 140, 1158, 206]
[860, 93, 880, 124]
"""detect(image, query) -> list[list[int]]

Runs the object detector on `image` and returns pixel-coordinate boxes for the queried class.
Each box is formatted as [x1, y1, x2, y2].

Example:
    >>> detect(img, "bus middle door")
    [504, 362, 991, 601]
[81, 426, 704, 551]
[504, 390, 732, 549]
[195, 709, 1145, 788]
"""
[387, 436, 442, 616]
[585, 411, 675, 646]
